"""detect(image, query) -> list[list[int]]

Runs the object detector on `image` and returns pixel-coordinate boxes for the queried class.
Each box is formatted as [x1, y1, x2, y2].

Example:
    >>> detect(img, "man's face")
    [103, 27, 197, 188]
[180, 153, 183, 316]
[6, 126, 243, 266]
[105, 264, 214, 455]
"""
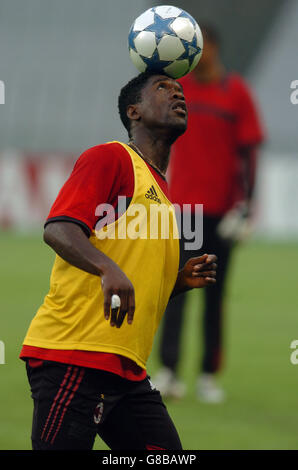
[135, 74, 188, 135]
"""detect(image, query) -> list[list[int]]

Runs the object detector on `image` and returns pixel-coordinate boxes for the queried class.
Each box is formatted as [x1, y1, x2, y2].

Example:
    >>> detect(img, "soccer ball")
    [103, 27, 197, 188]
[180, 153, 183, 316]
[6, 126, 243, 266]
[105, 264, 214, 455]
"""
[128, 5, 203, 79]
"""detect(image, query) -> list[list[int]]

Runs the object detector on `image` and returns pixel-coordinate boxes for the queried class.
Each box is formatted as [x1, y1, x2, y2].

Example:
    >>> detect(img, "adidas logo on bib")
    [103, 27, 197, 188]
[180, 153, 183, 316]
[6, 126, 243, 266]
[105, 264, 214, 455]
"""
[145, 185, 161, 204]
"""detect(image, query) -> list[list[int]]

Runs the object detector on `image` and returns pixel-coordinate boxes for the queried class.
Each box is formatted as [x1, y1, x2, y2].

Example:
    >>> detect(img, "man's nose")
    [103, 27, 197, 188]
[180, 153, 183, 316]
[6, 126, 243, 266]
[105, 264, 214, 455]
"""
[172, 89, 185, 101]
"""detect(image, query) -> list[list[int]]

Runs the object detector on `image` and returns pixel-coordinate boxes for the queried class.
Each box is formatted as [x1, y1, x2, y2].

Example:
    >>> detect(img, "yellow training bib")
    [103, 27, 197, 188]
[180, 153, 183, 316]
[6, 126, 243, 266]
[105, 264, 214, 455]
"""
[23, 142, 180, 369]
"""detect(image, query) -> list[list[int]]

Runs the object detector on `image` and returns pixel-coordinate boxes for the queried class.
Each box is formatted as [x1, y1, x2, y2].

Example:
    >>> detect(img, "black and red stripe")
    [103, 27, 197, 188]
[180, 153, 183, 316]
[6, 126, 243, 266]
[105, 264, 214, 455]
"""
[40, 366, 85, 444]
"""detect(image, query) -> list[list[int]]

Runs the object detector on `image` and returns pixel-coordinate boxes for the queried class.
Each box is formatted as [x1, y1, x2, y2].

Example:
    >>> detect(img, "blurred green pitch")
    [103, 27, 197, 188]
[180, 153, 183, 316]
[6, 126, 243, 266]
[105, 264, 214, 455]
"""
[0, 232, 297, 450]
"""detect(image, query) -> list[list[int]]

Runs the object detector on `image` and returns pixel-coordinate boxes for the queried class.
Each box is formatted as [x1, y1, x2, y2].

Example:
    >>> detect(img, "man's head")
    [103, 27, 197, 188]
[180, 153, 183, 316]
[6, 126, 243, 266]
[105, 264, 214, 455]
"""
[118, 71, 187, 141]
[197, 23, 221, 68]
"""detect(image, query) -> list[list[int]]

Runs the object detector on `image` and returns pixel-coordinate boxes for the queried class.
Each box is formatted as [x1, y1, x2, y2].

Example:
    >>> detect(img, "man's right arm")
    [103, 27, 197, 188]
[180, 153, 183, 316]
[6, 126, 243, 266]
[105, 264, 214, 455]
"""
[44, 221, 135, 328]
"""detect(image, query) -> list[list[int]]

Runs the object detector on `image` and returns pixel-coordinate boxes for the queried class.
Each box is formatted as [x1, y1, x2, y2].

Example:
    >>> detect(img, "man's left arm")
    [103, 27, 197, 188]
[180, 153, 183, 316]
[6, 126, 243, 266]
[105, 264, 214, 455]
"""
[171, 254, 217, 298]
[216, 144, 259, 243]
[216, 78, 264, 243]
[238, 143, 258, 213]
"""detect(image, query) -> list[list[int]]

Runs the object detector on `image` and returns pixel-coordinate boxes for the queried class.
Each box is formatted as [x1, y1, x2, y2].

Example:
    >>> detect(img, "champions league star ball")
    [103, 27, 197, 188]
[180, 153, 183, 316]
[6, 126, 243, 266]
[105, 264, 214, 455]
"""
[128, 5, 203, 79]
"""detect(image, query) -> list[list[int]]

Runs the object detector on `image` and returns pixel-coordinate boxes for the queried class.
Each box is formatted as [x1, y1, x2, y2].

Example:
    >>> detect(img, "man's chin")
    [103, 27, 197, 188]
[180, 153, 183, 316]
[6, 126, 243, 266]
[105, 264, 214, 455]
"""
[153, 117, 187, 141]
[170, 118, 187, 137]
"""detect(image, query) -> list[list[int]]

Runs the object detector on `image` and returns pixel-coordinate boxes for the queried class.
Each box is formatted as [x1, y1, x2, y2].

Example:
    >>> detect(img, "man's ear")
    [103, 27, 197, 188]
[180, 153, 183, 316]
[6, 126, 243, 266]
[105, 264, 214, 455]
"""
[127, 104, 141, 122]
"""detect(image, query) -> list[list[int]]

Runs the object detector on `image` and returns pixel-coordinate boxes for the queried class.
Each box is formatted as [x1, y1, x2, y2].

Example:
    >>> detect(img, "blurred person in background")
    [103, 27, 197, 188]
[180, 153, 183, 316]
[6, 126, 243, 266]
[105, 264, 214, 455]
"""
[154, 24, 264, 403]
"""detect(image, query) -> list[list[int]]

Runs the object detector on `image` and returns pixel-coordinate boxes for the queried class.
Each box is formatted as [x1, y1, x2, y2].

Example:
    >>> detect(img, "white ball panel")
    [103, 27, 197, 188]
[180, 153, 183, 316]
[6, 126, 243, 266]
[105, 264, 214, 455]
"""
[195, 25, 204, 49]
[129, 49, 147, 72]
[134, 31, 157, 58]
[154, 5, 182, 19]
[171, 18, 195, 42]
[133, 9, 155, 31]
[188, 51, 202, 72]
[157, 35, 185, 61]
[163, 59, 190, 79]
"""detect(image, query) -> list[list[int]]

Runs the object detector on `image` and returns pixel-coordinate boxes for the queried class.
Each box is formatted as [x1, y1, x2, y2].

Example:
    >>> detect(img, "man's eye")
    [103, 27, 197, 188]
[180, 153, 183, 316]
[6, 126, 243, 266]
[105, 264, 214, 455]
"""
[158, 83, 166, 90]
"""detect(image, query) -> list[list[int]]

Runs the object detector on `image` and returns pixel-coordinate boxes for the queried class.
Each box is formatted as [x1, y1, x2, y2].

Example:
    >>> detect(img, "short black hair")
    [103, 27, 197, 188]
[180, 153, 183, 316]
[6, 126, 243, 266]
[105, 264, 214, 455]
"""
[118, 70, 164, 138]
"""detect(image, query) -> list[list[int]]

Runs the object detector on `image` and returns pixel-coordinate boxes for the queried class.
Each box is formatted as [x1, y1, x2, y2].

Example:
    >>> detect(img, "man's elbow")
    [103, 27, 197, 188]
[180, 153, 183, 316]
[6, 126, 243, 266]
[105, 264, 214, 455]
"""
[43, 223, 57, 248]
[43, 221, 80, 253]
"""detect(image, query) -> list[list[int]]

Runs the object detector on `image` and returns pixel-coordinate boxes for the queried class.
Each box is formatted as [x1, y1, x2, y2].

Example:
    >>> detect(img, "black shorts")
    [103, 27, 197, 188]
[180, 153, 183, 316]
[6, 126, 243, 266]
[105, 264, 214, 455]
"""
[25, 359, 182, 450]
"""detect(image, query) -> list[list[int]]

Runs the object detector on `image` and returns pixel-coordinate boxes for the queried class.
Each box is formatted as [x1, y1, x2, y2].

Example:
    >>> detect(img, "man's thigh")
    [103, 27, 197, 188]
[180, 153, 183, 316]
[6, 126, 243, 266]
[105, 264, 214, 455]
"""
[97, 376, 182, 450]
[26, 360, 99, 450]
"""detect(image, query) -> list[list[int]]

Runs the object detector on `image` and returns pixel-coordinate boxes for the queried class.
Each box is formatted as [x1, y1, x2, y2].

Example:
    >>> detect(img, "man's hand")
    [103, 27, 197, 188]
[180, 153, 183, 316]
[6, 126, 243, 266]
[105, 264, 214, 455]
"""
[216, 201, 253, 244]
[172, 254, 217, 297]
[101, 265, 135, 328]
[181, 254, 217, 288]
